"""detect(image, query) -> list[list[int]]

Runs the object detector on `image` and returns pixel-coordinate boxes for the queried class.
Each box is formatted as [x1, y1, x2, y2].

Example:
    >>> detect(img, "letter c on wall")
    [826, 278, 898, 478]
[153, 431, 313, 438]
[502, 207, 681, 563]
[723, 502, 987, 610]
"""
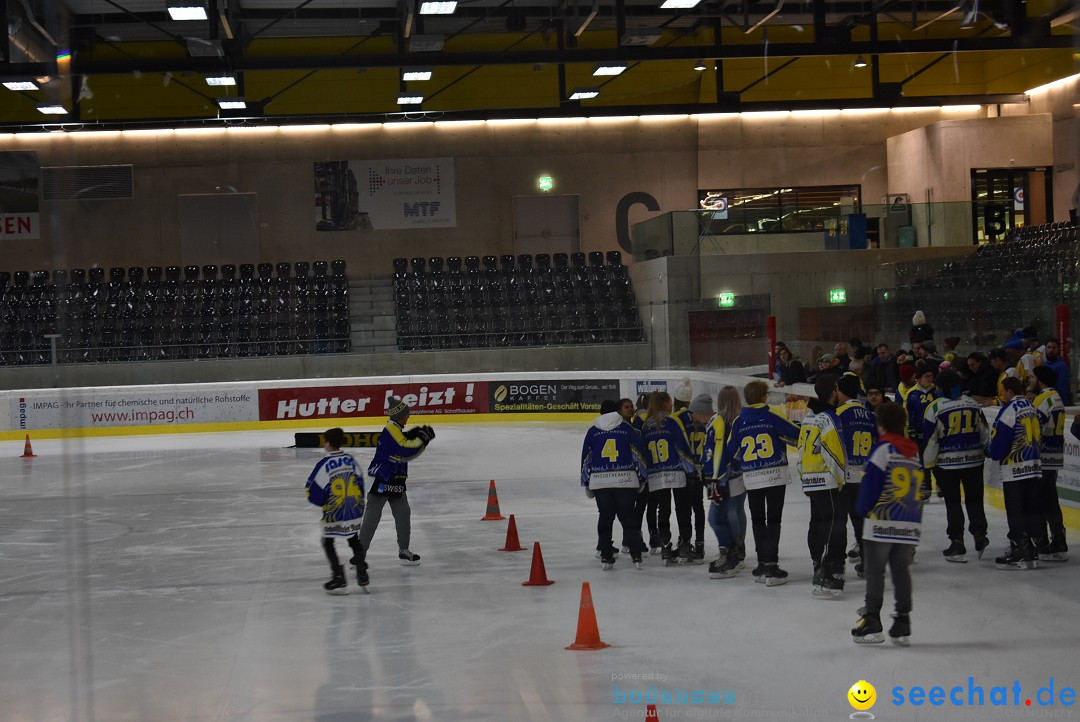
[616, 192, 660, 253]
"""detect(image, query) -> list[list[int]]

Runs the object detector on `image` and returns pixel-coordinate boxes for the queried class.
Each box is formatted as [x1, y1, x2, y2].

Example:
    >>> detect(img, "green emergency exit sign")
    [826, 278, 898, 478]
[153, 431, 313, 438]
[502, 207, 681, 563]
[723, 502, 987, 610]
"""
[829, 288, 847, 304]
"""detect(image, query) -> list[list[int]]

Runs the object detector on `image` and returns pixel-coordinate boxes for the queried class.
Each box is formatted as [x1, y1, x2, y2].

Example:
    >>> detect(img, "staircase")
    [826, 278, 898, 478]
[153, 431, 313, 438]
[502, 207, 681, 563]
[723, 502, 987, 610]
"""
[348, 277, 398, 353]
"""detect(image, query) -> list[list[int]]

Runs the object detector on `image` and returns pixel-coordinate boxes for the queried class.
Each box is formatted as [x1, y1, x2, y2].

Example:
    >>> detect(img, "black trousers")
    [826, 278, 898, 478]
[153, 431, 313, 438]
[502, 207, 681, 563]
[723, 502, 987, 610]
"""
[323, 535, 365, 571]
[1002, 479, 1045, 545]
[863, 540, 915, 616]
[807, 488, 847, 574]
[687, 476, 706, 544]
[596, 488, 647, 557]
[840, 482, 864, 550]
[935, 465, 988, 541]
[645, 487, 672, 546]
[1038, 470, 1066, 544]
[670, 484, 694, 544]
[747, 484, 786, 565]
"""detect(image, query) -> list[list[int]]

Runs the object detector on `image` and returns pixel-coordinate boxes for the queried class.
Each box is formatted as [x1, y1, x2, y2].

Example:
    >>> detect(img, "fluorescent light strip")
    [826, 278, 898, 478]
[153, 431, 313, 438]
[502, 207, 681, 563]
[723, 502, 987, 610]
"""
[402, 70, 432, 81]
[659, 0, 701, 7]
[569, 88, 599, 100]
[167, 5, 208, 20]
[36, 104, 67, 114]
[419, 1, 456, 14]
[205, 75, 236, 86]
[1026, 72, 1080, 95]
[397, 95, 424, 105]
[4, 81, 39, 91]
[217, 98, 247, 109]
[593, 64, 627, 76]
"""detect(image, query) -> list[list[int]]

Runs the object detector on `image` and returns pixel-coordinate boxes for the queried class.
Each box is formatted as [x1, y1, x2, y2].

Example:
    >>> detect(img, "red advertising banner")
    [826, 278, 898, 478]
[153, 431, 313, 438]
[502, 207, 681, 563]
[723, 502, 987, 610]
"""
[258, 381, 488, 421]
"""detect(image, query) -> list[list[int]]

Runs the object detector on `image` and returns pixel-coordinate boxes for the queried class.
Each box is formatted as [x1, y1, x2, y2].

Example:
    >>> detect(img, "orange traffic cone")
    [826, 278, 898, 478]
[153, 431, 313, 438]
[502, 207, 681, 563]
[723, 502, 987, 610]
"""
[481, 479, 505, 521]
[20, 434, 36, 458]
[522, 542, 555, 586]
[566, 581, 610, 650]
[646, 703, 659, 720]
[499, 514, 526, 551]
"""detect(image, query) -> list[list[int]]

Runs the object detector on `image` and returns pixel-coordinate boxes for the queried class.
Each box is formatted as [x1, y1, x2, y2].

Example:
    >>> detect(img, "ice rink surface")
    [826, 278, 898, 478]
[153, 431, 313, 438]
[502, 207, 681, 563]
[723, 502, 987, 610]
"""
[1, 424, 1079, 722]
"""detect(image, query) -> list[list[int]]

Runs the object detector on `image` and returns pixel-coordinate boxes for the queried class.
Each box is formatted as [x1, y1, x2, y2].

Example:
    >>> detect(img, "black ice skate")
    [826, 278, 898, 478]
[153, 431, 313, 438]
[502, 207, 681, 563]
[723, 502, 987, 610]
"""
[324, 565, 348, 595]
[660, 543, 673, 561]
[356, 560, 370, 594]
[943, 539, 967, 563]
[974, 534, 990, 559]
[752, 563, 767, 582]
[847, 542, 861, 561]
[648, 530, 661, 555]
[601, 551, 616, 570]
[399, 550, 421, 566]
[734, 537, 746, 570]
[852, 613, 884, 644]
[995, 540, 1037, 570]
[694, 540, 705, 562]
[1043, 536, 1069, 562]
[761, 563, 788, 587]
[708, 547, 738, 579]
[813, 569, 844, 598]
[889, 613, 911, 646]
[631, 554, 643, 569]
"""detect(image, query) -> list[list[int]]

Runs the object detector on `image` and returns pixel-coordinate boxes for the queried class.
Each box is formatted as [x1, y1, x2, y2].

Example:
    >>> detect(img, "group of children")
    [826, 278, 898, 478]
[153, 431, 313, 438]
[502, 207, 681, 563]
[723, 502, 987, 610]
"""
[304, 396, 434, 595]
[579, 368, 1072, 646]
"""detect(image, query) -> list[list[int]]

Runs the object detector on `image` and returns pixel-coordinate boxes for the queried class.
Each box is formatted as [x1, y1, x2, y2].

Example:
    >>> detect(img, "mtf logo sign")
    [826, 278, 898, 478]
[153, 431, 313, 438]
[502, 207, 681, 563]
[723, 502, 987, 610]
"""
[404, 201, 441, 217]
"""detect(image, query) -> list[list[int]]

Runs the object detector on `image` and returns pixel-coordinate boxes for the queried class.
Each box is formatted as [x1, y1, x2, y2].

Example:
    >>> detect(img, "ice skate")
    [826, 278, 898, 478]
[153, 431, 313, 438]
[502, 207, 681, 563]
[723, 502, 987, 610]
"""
[601, 551, 616, 570]
[708, 547, 738, 579]
[693, 540, 706, 564]
[1038, 536, 1069, 562]
[852, 613, 884, 644]
[752, 563, 767, 583]
[648, 530, 661, 555]
[632, 554, 643, 569]
[762, 563, 788, 586]
[854, 562, 864, 578]
[889, 613, 911, 646]
[660, 543, 673, 561]
[847, 542, 861, 561]
[398, 549, 421, 566]
[323, 565, 348, 595]
[734, 537, 746, 570]
[355, 561, 370, 594]
[974, 534, 990, 559]
[995, 541, 1037, 570]
[812, 568, 844, 598]
[942, 539, 967, 563]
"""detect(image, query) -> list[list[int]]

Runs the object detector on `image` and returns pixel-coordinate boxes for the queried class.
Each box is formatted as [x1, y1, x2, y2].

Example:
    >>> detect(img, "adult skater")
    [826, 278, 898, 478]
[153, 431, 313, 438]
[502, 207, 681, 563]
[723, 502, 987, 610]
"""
[674, 382, 708, 561]
[799, 374, 848, 597]
[359, 396, 433, 566]
[701, 387, 747, 579]
[836, 373, 878, 574]
[1032, 366, 1068, 561]
[581, 399, 649, 569]
[715, 380, 800, 585]
[922, 369, 990, 562]
[305, 427, 369, 594]
[852, 402, 925, 645]
[642, 391, 698, 564]
[988, 377, 1043, 570]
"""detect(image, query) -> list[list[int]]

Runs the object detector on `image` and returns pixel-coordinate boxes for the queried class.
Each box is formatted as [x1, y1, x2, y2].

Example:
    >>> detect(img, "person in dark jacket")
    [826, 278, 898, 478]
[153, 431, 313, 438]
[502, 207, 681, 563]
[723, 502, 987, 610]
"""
[776, 346, 806, 387]
[965, 351, 997, 403]
[909, 310, 934, 345]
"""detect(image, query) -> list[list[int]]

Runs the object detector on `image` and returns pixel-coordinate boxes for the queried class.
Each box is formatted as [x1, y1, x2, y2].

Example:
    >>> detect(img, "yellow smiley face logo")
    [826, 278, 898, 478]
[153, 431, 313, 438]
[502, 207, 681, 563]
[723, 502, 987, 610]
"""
[848, 680, 877, 711]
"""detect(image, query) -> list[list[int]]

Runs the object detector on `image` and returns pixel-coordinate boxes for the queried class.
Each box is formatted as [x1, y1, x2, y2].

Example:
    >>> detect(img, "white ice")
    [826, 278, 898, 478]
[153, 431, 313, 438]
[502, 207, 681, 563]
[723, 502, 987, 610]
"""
[1, 424, 1079, 722]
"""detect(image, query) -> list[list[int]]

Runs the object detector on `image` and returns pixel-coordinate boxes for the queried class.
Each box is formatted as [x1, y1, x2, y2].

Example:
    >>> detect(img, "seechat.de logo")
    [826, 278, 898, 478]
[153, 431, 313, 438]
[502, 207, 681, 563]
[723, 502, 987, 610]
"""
[848, 680, 877, 719]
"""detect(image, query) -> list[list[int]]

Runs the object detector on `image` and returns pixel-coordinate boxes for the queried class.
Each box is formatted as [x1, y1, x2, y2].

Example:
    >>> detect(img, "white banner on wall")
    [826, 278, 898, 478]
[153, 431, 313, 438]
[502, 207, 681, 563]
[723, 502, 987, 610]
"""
[13, 388, 257, 430]
[314, 157, 455, 231]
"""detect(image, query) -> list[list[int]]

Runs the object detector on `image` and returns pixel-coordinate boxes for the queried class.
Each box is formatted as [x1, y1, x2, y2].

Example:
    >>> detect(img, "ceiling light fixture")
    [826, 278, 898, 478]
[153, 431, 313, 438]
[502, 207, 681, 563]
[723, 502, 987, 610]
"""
[569, 88, 600, 100]
[167, 1, 208, 20]
[216, 97, 247, 110]
[36, 104, 67, 115]
[660, 0, 701, 8]
[854, 55, 867, 68]
[419, 1, 457, 14]
[402, 69, 433, 81]
[205, 74, 236, 86]
[408, 35, 445, 52]
[694, 59, 707, 71]
[593, 63, 627, 76]
[397, 95, 424, 105]
[3, 80, 40, 91]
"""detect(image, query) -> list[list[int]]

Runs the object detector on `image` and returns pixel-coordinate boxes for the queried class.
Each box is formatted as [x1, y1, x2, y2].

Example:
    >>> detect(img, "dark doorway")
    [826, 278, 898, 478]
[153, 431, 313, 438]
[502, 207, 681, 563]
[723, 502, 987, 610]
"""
[971, 168, 1052, 244]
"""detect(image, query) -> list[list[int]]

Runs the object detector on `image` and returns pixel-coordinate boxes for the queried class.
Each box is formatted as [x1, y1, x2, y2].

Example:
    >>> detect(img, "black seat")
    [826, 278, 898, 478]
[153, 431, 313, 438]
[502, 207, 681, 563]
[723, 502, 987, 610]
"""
[88, 268, 105, 283]
[239, 264, 255, 280]
[393, 258, 408, 275]
[570, 252, 586, 268]
[427, 257, 443, 272]
[257, 263, 273, 280]
[69, 269, 86, 283]
[53, 269, 68, 285]
[482, 255, 497, 272]
[312, 261, 328, 277]
[183, 265, 199, 281]
[410, 257, 425, 274]
[517, 254, 533, 271]
[465, 256, 480, 272]
[107, 267, 124, 283]
[202, 265, 218, 280]
[606, 251, 622, 266]
[331, 259, 347, 277]
[588, 251, 605, 268]
[553, 253, 569, 269]
[164, 266, 180, 282]
[535, 254, 551, 269]
[447, 256, 462, 272]
[295, 261, 310, 278]
[275, 262, 291, 279]
[220, 264, 236, 279]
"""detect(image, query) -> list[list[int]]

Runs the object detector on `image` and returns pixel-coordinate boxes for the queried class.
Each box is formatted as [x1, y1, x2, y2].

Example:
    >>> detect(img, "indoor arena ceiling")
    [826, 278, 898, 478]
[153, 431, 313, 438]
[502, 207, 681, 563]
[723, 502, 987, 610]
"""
[0, 0, 1077, 127]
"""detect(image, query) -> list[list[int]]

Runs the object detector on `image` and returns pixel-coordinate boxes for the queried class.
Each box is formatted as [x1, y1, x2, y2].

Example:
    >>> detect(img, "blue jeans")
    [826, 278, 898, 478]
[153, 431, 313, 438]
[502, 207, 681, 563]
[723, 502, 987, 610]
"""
[708, 492, 747, 548]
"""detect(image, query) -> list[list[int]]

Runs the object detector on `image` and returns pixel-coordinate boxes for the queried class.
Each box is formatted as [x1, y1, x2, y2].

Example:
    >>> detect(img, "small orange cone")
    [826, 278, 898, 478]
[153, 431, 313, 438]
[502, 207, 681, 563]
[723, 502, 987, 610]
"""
[481, 479, 505, 521]
[522, 542, 555, 586]
[20, 434, 36, 458]
[499, 514, 526, 551]
[646, 703, 658, 720]
[565, 581, 610, 650]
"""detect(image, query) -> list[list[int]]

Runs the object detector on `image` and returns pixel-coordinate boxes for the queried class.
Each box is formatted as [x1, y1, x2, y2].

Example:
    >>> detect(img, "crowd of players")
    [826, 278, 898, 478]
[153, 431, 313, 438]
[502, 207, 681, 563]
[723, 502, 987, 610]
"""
[579, 313, 1074, 645]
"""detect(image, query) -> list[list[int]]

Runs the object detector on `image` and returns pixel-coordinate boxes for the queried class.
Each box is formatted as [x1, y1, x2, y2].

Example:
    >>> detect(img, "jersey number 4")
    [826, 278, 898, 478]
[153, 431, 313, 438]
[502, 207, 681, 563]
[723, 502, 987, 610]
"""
[601, 438, 620, 463]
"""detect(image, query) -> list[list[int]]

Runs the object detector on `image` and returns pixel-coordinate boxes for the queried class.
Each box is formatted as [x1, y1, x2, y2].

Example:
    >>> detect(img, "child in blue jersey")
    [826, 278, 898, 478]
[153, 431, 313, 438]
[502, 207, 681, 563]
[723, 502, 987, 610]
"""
[642, 391, 698, 564]
[358, 396, 433, 567]
[851, 402, 925, 645]
[836, 374, 878, 574]
[701, 388, 746, 579]
[715, 380, 800, 585]
[988, 377, 1043, 570]
[922, 369, 990, 562]
[1032, 366, 1068, 561]
[673, 381, 707, 561]
[582, 399, 648, 569]
[306, 427, 369, 594]
[799, 374, 848, 597]
[904, 360, 940, 500]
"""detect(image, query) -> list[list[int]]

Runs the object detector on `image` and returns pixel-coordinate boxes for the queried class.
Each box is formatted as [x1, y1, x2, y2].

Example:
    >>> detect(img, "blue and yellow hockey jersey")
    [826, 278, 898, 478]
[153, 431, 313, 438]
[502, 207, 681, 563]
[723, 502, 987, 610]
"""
[717, 404, 800, 490]
[987, 398, 1042, 482]
[922, 396, 990, 469]
[797, 403, 846, 491]
[307, 451, 366, 537]
[837, 398, 878, 484]
[1033, 388, 1065, 470]
[904, 385, 940, 446]
[367, 420, 429, 493]
[856, 433, 925, 545]
[581, 411, 648, 490]
[641, 414, 696, 490]
[701, 413, 742, 494]
[675, 406, 707, 467]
